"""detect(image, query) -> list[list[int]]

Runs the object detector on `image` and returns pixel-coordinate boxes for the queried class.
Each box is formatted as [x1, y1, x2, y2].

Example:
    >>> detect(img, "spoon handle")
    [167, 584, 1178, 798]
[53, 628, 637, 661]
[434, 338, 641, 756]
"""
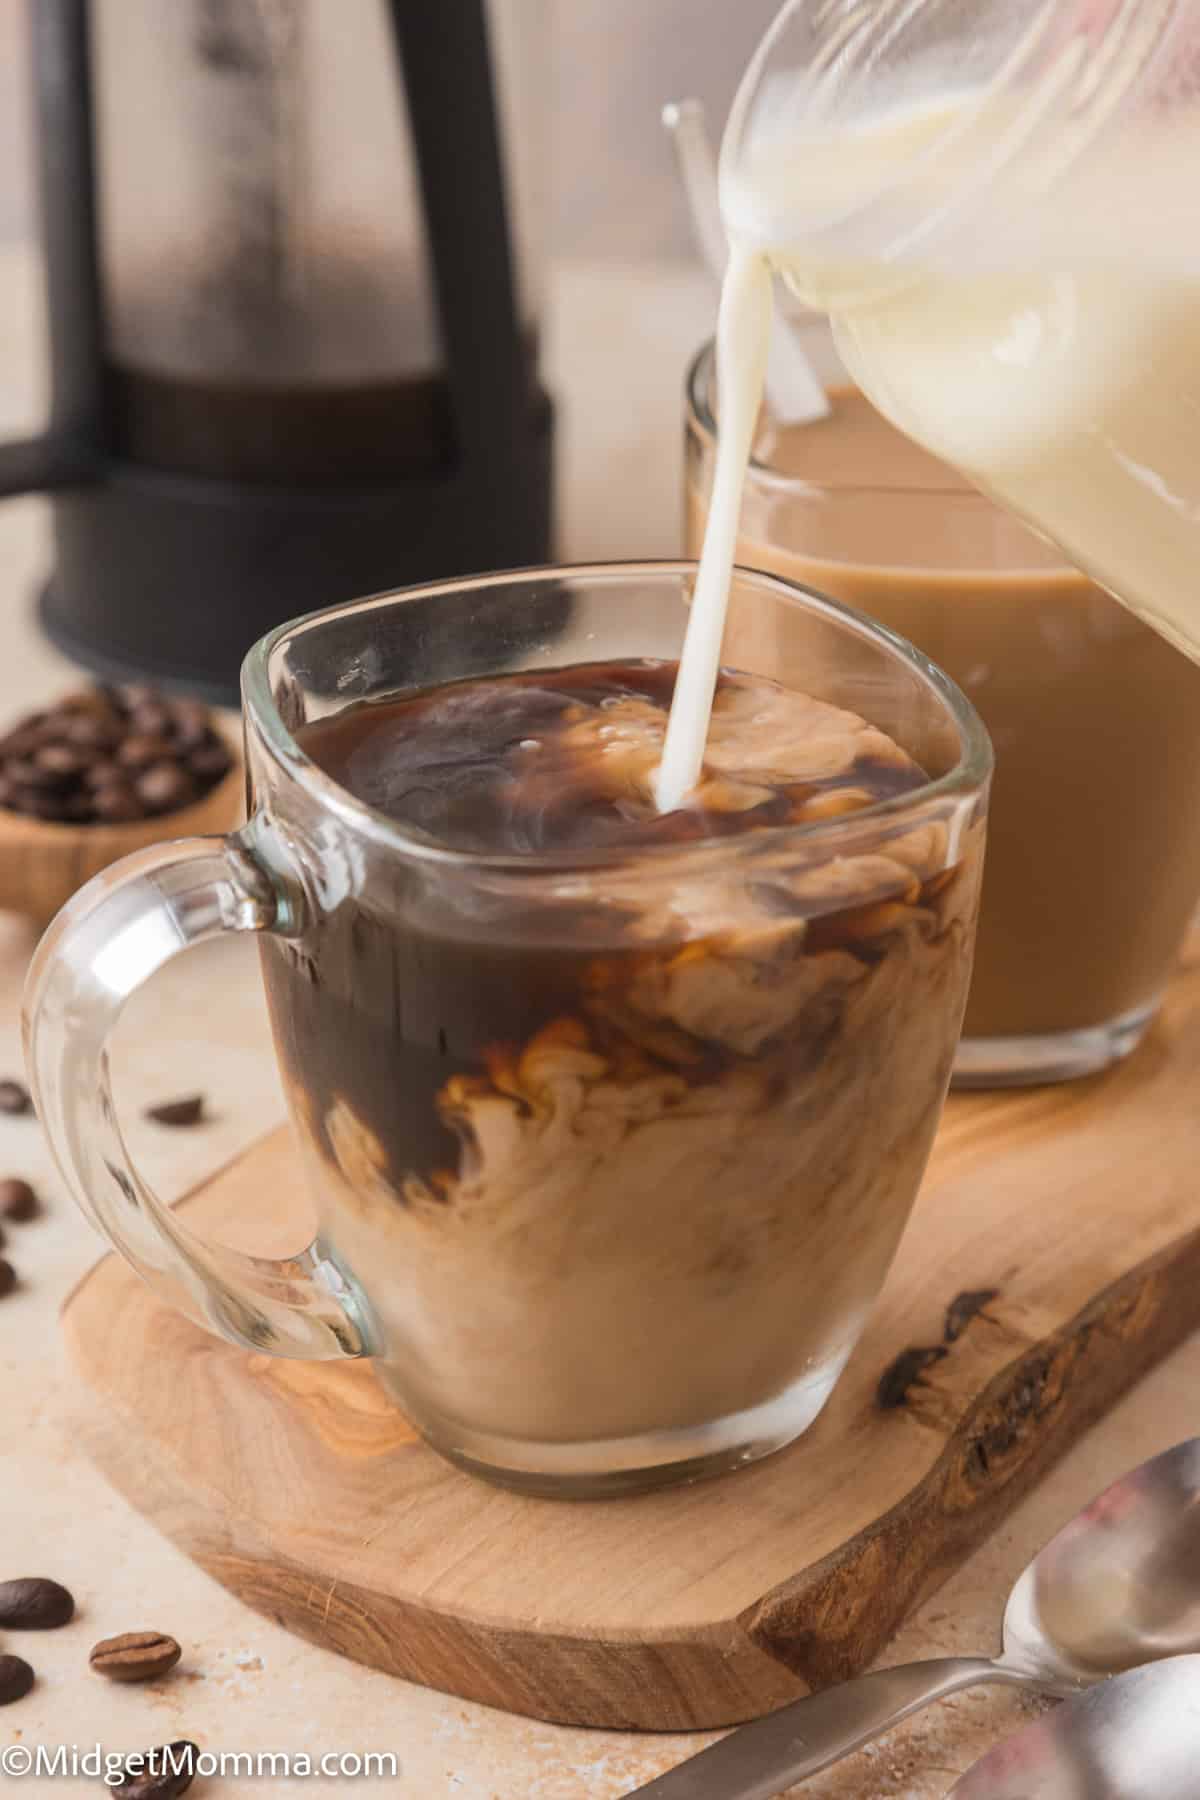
[627, 1658, 1031, 1799]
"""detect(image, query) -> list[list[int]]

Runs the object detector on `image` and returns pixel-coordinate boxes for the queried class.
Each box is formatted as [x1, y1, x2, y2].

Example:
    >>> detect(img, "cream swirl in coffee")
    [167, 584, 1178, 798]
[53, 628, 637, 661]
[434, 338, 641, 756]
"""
[260, 660, 981, 1457]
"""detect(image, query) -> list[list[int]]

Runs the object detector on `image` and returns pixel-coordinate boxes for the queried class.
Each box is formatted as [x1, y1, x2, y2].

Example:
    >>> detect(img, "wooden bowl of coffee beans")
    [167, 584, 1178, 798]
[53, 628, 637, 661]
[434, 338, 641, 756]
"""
[0, 685, 242, 921]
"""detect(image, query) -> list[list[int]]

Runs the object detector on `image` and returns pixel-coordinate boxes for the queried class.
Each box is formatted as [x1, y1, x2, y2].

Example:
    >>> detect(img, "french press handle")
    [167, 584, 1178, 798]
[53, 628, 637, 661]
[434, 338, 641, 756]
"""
[1, 0, 106, 500]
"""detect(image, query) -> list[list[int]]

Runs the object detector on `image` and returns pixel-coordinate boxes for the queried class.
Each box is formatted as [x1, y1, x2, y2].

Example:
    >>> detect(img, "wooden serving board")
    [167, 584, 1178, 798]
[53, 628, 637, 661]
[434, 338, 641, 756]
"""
[62, 949, 1200, 1731]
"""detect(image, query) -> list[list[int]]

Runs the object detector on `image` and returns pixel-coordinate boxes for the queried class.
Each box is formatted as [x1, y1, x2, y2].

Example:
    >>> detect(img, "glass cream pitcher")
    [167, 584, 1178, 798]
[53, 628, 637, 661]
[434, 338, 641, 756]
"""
[722, 0, 1200, 662]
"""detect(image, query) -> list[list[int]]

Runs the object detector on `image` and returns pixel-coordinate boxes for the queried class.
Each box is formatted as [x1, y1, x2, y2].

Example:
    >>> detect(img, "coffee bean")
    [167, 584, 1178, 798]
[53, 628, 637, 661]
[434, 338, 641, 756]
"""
[33, 743, 87, 783]
[90, 1631, 182, 1683]
[117, 735, 174, 772]
[119, 684, 157, 710]
[64, 712, 121, 751]
[58, 688, 108, 716]
[188, 740, 232, 782]
[0, 1654, 34, 1705]
[0, 1258, 16, 1298]
[93, 785, 146, 824]
[170, 700, 210, 749]
[145, 1095, 205, 1128]
[0, 1080, 30, 1116]
[83, 758, 124, 790]
[0, 1178, 38, 1222]
[113, 1740, 198, 1798]
[0, 1577, 75, 1628]
[0, 726, 43, 760]
[18, 786, 72, 821]
[129, 702, 172, 739]
[5, 756, 63, 791]
[136, 763, 196, 815]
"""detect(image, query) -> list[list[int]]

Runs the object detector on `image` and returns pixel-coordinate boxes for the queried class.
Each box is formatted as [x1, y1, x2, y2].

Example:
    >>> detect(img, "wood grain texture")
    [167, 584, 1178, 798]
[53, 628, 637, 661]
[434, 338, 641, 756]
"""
[61, 946, 1200, 1730]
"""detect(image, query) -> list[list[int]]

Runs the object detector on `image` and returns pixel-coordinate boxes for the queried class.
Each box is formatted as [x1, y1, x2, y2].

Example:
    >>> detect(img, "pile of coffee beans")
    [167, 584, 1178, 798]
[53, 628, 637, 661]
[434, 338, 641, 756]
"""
[0, 686, 232, 826]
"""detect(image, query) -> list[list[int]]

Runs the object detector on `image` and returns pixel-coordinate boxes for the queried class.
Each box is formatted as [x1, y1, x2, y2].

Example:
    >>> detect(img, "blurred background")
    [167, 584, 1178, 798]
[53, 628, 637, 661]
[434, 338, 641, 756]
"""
[0, 0, 781, 259]
[0, 0, 786, 694]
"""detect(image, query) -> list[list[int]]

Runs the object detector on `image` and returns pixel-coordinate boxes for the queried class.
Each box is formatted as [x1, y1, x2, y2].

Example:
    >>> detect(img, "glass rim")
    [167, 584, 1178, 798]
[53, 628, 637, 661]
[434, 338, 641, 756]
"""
[687, 341, 1081, 576]
[687, 339, 973, 501]
[241, 562, 992, 875]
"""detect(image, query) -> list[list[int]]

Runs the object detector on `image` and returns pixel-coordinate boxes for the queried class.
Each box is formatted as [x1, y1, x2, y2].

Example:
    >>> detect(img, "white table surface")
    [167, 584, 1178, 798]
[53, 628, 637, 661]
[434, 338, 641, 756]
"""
[1, 241, 1198, 1797]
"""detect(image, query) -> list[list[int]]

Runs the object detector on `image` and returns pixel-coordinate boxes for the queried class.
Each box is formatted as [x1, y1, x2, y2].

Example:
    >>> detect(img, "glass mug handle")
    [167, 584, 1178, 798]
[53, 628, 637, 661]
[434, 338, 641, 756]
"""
[22, 830, 370, 1360]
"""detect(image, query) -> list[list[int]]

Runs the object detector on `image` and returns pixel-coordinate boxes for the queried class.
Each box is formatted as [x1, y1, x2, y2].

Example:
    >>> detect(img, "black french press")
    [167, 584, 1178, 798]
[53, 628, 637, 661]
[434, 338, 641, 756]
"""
[0, 0, 554, 702]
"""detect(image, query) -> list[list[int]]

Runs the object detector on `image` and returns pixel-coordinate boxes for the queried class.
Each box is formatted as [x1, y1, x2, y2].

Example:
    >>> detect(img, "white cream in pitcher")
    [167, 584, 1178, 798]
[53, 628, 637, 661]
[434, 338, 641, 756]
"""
[660, 68, 1200, 808]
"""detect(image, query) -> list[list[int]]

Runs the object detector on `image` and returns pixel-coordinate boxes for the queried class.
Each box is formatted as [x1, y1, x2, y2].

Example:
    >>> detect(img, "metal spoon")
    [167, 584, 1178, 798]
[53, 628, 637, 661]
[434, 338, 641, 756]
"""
[627, 1439, 1200, 1799]
[946, 1656, 1200, 1798]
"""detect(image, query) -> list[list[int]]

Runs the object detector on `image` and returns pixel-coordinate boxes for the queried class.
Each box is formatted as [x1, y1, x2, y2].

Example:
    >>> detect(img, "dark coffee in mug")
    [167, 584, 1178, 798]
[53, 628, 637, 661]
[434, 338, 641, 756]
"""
[258, 659, 980, 1470]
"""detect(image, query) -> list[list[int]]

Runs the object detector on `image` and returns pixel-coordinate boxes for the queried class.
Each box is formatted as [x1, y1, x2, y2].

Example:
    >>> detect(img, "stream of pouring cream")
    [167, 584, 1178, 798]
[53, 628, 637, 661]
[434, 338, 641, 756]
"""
[654, 246, 773, 813]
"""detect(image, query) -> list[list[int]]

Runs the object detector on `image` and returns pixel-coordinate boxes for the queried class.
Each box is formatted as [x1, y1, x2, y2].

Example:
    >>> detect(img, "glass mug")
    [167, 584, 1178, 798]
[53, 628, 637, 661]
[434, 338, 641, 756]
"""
[25, 566, 990, 1498]
[686, 344, 1200, 1087]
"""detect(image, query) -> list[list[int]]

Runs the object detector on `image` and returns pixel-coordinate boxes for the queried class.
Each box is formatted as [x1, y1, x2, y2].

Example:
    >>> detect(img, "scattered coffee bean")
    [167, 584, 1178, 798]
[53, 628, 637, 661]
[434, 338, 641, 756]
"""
[0, 1258, 16, 1299]
[90, 1631, 182, 1683]
[0, 1653, 34, 1705]
[0, 1576, 75, 1628]
[0, 686, 232, 827]
[0, 1079, 31, 1115]
[145, 1095, 206, 1129]
[113, 1740, 199, 1799]
[0, 1178, 38, 1222]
